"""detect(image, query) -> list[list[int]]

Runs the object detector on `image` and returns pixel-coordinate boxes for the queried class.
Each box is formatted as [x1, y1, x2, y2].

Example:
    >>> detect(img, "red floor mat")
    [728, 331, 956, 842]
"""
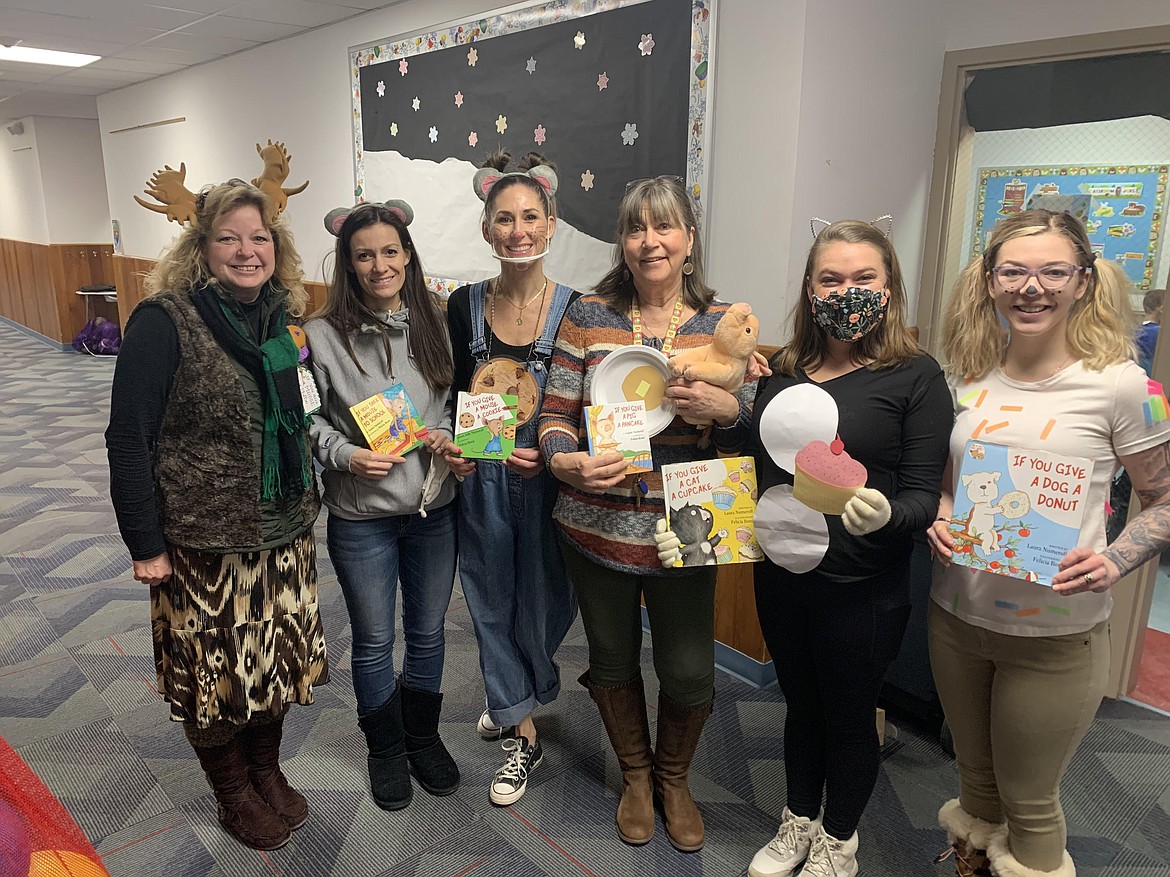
[1132, 626, 1170, 714]
[0, 734, 109, 876]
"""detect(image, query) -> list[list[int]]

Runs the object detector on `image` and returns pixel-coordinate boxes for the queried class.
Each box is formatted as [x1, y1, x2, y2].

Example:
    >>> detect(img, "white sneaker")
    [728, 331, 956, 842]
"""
[799, 825, 859, 877]
[476, 709, 515, 740]
[489, 736, 543, 805]
[747, 807, 821, 877]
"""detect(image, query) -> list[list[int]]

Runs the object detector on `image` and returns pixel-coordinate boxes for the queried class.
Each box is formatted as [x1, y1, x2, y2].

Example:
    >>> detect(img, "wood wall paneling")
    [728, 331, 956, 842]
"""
[0, 238, 118, 342]
[112, 255, 157, 327]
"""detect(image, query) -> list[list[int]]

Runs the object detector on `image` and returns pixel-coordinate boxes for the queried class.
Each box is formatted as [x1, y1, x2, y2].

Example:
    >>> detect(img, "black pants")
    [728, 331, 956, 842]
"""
[754, 560, 911, 839]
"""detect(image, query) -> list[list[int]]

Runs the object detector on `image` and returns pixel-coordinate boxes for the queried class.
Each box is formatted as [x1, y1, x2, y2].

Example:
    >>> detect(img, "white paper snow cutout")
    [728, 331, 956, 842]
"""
[411, 97, 420, 111]
[757, 383, 838, 473]
[468, 47, 478, 66]
[495, 115, 508, 134]
[525, 56, 537, 74]
[376, 81, 385, 98]
[639, 34, 655, 56]
[574, 31, 586, 50]
[428, 126, 438, 143]
[755, 484, 830, 573]
[581, 170, 595, 191]
[621, 123, 639, 146]
[389, 122, 398, 137]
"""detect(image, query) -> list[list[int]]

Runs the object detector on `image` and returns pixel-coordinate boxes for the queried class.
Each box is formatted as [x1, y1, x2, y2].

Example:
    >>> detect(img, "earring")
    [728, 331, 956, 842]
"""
[682, 259, 694, 276]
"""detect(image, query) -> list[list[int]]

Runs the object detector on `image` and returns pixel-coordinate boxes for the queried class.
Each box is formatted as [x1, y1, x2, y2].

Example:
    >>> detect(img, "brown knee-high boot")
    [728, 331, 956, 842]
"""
[579, 671, 655, 845]
[241, 716, 309, 830]
[191, 736, 291, 850]
[653, 692, 712, 852]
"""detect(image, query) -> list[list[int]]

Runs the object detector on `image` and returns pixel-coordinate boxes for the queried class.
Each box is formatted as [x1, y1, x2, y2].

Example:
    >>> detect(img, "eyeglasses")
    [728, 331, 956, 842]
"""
[625, 174, 686, 191]
[990, 263, 1087, 292]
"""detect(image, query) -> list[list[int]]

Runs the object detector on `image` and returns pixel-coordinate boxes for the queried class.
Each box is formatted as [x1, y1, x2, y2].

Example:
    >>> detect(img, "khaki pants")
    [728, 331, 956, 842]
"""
[928, 600, 1108, 872]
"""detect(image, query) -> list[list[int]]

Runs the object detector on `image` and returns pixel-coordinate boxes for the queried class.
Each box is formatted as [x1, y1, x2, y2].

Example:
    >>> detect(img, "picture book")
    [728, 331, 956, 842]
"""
[947, 440, 1093, 586]
[348, 383, 429, 456]
[661, 456, 762, 566]
[585, 401, 653, 474]
[455, 392, 518, 460]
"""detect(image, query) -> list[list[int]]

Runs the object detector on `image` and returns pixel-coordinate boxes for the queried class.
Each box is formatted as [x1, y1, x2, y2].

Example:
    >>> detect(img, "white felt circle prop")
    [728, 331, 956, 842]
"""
[757, 383, 838, 473]
[754, 484, 830, 573]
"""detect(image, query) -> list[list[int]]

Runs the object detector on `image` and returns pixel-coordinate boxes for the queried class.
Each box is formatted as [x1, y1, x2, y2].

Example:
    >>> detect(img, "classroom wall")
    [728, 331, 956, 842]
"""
[92, 0, 952, 341]
[35, 117, 113, 245]
[0, 117, 50, 244]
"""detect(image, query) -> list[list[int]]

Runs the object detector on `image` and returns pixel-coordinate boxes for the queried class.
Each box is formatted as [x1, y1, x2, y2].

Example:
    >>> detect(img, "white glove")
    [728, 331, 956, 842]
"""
[654, 518, 683, 568]
[842, 487, 892, 536]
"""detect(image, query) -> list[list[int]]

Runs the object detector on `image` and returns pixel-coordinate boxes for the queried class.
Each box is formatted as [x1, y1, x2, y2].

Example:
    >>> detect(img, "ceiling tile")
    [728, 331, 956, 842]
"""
[224, 0, 360, 28]
[112, 44, 221, 65]
[144, 30, 259, 54]
[88, 57, 187, 75]
[176, 14, 304, 42]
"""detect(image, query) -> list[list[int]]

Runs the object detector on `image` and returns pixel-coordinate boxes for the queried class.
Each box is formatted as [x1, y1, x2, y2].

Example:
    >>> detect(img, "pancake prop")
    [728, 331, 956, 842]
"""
[591, 346, 677, 437]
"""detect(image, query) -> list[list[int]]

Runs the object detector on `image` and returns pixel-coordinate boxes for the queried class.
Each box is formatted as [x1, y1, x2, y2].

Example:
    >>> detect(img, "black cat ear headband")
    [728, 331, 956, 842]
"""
[810, 214, 893, 239]
[471, 165, 559, 208]
[323, 199, 414, 237]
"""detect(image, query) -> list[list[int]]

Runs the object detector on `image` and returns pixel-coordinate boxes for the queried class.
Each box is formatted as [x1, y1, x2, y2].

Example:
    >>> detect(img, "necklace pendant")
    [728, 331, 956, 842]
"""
[516, 316, 524, 325]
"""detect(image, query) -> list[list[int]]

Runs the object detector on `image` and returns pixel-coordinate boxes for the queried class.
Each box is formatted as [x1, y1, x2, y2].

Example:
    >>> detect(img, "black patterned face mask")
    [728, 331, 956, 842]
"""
[811, 286, 890, 342]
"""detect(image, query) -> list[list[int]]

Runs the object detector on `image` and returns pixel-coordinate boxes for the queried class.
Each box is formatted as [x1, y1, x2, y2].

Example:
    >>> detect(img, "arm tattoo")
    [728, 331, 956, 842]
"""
[1103, 443, 1170, 577]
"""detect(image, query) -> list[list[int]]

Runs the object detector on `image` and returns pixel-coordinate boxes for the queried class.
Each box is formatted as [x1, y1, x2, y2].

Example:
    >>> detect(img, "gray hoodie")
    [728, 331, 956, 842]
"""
[305, 309, 456, 520]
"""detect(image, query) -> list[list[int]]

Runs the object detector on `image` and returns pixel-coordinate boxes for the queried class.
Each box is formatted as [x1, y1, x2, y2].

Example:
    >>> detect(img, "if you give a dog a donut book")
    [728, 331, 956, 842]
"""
[946, 440, 1093, 586]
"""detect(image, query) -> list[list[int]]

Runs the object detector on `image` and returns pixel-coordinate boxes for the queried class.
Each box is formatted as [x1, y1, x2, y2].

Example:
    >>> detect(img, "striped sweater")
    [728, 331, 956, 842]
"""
[538, 295, 754, 574]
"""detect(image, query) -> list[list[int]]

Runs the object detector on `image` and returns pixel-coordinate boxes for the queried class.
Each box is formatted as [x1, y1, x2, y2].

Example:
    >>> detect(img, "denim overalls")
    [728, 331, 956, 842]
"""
[456, 280, 579, 727]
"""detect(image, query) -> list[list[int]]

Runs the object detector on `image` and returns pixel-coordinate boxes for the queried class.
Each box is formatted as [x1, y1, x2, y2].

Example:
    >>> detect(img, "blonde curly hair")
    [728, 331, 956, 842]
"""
[145, 181, 308, 316]
[942, 209, 1135, 381]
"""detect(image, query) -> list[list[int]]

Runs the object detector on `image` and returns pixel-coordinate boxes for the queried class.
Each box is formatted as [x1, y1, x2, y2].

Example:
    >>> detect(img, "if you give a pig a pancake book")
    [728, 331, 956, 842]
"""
[946, 440, 1093, 586]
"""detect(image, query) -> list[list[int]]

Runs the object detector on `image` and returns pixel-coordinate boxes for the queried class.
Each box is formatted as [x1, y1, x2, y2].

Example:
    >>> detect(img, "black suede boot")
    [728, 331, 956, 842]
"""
[357, 687, 412, 810]
[399, 680, 460, 796]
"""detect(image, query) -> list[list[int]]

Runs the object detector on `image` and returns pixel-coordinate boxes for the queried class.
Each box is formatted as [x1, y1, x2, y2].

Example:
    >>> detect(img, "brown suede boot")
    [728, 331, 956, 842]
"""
[579, 671, 655, 845]
[653, 693, 712, 853]
[242, 717, 309, 830]
[192, 737, 291, 850]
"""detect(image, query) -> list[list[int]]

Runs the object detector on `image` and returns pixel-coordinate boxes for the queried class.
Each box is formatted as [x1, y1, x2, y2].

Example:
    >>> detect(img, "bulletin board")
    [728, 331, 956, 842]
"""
[973, 164, 1169, 290]
[349, 0, 716, 294]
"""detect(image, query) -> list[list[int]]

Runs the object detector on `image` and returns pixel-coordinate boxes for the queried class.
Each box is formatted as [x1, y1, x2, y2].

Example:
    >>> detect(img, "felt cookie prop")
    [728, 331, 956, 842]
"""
[470, 357, 540, 425]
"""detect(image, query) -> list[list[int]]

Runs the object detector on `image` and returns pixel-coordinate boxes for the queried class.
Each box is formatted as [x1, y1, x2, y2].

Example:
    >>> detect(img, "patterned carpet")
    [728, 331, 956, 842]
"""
[1, 319, 1169, 876]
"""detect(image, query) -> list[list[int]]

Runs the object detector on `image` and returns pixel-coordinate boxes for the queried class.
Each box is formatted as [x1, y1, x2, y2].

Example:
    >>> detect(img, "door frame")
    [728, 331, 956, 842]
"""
[915, 24, 1170, 698]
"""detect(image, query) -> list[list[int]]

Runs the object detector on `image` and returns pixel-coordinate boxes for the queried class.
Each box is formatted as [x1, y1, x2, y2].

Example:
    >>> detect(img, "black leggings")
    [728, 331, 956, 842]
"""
[754, 560, 911, 839]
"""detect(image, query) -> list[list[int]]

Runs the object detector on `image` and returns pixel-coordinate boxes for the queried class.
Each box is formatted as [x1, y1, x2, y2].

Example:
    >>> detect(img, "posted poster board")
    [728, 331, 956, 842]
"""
[973, 164, 1169, 290]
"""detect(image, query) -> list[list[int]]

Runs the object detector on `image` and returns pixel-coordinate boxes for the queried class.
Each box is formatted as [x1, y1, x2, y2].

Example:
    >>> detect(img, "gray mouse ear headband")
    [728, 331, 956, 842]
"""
[810, 214, 894, 239]
[323, 199, 414, 237]
[472, 165, 559, 206]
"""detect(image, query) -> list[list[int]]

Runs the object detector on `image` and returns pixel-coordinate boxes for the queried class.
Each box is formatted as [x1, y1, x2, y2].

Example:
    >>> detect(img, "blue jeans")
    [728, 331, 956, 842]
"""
[457, 461, 577, 728]
[326, 500, 457, 715]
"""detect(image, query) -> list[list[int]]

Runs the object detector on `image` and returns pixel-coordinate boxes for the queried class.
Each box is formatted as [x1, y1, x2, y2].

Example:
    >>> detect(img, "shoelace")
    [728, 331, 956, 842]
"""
[934, 843, 990, 877]
[800, 832, 840, 877]
[768, 814, 807, 855]
[496, 738, 533, 786]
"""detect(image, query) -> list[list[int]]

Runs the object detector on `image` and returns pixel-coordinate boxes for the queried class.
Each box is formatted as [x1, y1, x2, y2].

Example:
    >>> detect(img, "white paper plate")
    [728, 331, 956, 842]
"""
[591, 345, 677, 436]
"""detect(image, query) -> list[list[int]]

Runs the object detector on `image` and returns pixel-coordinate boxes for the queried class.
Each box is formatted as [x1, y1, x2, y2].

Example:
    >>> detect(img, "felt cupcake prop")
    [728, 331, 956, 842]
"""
[792, 435, 867, 515]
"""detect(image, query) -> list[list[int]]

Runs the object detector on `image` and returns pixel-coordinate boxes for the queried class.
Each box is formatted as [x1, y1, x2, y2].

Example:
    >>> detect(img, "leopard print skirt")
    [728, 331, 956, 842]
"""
[151, 528, 329, 728]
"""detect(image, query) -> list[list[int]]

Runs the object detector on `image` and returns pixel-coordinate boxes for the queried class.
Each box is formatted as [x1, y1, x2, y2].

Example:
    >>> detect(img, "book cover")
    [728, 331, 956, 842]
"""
[455, 392, 518, 460]
[348, 383, 430, 456]
[662, 456, 762, 566]
[946, 440, 1093, 586]
[585, 401, 653, 474]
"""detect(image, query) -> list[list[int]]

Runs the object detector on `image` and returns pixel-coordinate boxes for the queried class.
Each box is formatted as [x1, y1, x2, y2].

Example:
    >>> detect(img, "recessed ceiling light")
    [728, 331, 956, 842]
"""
[0, 45, 100, 68]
